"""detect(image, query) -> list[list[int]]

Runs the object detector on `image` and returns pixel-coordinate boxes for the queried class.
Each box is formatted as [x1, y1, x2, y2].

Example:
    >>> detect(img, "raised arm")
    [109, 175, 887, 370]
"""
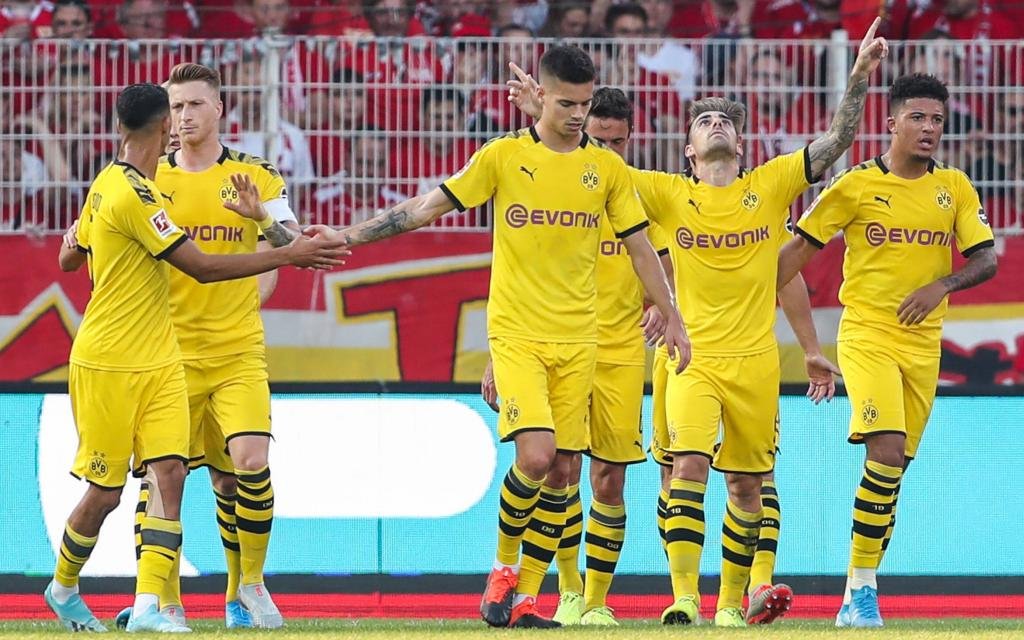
[896, 246, 998, 325]
[806, 17, 888, 180]
[305, 187, 456, 248]
[778, 272, 840, 403]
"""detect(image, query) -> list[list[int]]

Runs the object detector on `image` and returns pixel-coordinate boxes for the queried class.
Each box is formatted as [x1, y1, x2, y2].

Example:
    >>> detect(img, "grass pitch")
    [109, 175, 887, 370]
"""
[2, 618, 1023, 639]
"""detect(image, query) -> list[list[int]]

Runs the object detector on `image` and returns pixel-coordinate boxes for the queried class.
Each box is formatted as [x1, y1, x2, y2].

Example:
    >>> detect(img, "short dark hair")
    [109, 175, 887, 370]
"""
[538, 45, 595, 84]
[589, 87, 633, 130]
[890, 73, 949, 111]
[422, 87, 465, 113]
[605, 3, 647, 33]
[116, 83, 169, 131]
[496, 23, 532, 37]
[54, 0, 91, 21]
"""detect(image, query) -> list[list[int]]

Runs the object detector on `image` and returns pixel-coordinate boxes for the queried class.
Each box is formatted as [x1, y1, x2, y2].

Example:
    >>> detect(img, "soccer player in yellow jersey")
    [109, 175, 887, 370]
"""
[48, 83, 345, 633]
[305, 45, 689, 629]
[629, 20, 888, 628]
[778, 74, 997, 628]
[504, 60, 842, 628]
[482, 86, 674, 627]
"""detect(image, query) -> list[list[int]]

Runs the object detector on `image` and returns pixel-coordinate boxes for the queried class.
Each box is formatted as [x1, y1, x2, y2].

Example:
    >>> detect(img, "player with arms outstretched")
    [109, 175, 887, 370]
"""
[305, 45, 689, 629]
[778, 73, 997, 628]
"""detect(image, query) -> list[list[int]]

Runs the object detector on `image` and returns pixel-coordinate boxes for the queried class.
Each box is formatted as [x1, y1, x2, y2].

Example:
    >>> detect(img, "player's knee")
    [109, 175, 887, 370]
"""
[86, 484, 123, 516]
[865, 434, 906, 469]
[671, 454, 710, 483]
[210, 470, 238, 496]
[516, 448, 556, 481]
[151, 460, 187, 495]
[725, 474, 762, 511]
[590, 463, 625, 504]
[229, 436, 270, 472]
[233, 453, 269, 473]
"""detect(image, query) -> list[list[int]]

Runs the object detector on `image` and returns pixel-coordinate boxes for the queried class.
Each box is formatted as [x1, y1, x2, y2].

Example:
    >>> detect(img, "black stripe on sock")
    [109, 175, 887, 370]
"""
[761, 497, 781, 511]
[236, 494, 274, 511]
[760, 517, 780, 530]
[666, 527, 705, 545]
[721, 523, 756, 548]
[760, 485, 778, 498]
[140, 528, 182, 551]
[585, 556, 619, 574]
[498, 519, 527, 538]
[521, 541, 556, 564]
[565, 491, 581, 507]
[852, 520, 889, 539]
[669, 489, 705, 503]
[236, 516, 273, 535]
[725, 507, 761, 530]
[588, 510, 626, 528]
[559, 532, 582, 549]
[135, 501, 147, 514]
[722, 546, 755, 567]
[584, 532, 623, 552]
[565, 512, 584, 528]
[504, 472, 539, 500]
[863, 465, 900, 486]
[859, 477, 897, 497]
[237, 480, 271, 496]
[854, 497, 893, 516]
[756, 538, 779, 553]
[667, 505, 705, 523]
[498, 496, 534, 521]
[220, 537, 241, 552]
[59, 549, 83, 566]
[216, 515, 237, 533]
[237, 467, 271, 484]
[61, 532, 94, 559]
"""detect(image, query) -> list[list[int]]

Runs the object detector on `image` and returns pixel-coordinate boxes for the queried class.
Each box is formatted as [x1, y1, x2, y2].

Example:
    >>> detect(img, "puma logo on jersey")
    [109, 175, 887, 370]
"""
[161, 191, 176, 204]
[688, 199, 702, 214]
[874, 195, 892, 208]
[520, 166, 537, 181]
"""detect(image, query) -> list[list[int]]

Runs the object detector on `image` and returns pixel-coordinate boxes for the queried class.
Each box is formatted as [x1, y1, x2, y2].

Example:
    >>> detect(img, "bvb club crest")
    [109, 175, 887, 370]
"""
[861, 401, 879, 426]
[935, 187, 953, 211]
[89, 455, 108, 478]
[505, 400, 520, 426]
[742, 190, 760, 211]
[220, 180, 239, 202]
[581, 164, 599, 191]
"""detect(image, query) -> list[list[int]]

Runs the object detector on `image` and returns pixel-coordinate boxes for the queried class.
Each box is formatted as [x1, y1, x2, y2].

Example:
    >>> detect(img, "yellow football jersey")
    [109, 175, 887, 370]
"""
[636, 149, 812, 357]
[595, 167, 670, 364]
[71, 161, 186, 371]
[796, 156, 995, 354]
[157, 147, 291, 360]
[442, 127, 648, 343]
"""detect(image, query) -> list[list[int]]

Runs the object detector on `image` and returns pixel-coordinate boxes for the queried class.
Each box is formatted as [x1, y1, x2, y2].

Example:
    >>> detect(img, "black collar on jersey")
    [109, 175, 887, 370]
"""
[682, 165, 746, 184]
[875, 155, 937, 175]
[113, 160, 144, 175]
[528, 125, 589, 148]
[166, 145, 231, 168]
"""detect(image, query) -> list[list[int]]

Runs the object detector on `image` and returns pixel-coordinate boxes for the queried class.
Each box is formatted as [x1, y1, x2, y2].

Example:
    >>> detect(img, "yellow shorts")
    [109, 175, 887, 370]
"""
[649, 347, 673, 467]
[69, 361, 189, 488]
[838, 339, 940, 459]
[491, 336, 597, 452]
[588, 361, 645, 464]
[185, 352, 272, 474]
[664, 348, 780, 474]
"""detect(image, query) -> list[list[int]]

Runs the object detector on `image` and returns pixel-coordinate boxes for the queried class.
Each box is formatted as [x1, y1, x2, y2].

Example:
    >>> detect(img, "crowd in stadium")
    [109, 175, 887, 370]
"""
[1, 0, 1021, 230]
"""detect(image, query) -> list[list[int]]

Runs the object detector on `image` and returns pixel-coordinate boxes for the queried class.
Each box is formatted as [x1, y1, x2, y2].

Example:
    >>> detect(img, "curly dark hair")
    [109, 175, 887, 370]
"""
[116, 83, 169, 131]
[588, 87, 634, 131]
[890, 73, 949, 111]
[539, 45, 596, 85]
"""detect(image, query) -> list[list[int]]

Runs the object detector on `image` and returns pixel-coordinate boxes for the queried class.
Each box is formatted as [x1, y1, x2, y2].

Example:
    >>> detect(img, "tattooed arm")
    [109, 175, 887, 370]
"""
[305, 187, 456, 247]
[896, 247, 998, 325]
[806, 17, 889, 180]
[261, 219, 299, 248]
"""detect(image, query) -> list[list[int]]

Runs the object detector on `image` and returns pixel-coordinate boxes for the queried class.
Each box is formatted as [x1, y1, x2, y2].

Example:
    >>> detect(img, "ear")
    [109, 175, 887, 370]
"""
[887, 115, 897, 134]
[735, 134, 744, 159]
[684, 143, 696, 162]
[216, 99, 224, 118]
[537, 84, 546, 101]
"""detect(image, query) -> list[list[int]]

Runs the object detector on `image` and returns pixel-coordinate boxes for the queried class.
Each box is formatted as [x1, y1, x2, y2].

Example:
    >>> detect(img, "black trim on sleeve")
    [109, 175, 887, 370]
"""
[656, 248, 670, 257]
[75, 245, 89, 254]
[927, 159, 936, 173]
[875, 155, 890, 174]
[802, 146, 820, 183]
[615, 220, 650, 239]
[438, 183, 466, 212]
[166, 151, 177, 168]
[113, 160, 144, 175]
[579, 132, 589, 148]
[528, 126, 540, 143]
[961, 239, 995, 258]
[795, 225, 826, 249]
[257, 234, 266, 242]
[217, 145, 231, 164]
[154, 234, 187, 261]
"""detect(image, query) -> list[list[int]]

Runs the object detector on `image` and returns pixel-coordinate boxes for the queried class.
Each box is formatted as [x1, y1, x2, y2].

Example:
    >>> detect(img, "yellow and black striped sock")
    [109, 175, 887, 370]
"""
[133, 482, 149, 561]
[877, 477, 903, 568]
[851, 460, 902, 569]
[719, 500, 762, 610]
[517, 485, 569, 597]
[749, 480, 780, 590]
[214, 489, 242, 602]
[54, 524, 97, 588]
[583, 500, 626, 611]
[496, 464, 543, 566]
[236, 466, 274, 586]
[137, 516, 182, 596]
[555, 484, 584, 595]
[159, 554, 182, 609]
[656, 488, 669, 555]
[665, 479, 706, 599]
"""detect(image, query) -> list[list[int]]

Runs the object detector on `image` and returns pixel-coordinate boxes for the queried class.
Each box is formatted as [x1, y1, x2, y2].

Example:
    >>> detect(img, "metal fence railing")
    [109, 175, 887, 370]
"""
[1, 36, 1021, 235]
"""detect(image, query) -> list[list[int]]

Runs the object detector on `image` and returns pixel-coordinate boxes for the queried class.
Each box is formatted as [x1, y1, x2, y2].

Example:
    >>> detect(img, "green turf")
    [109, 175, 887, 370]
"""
[2, 618, 1023, 639]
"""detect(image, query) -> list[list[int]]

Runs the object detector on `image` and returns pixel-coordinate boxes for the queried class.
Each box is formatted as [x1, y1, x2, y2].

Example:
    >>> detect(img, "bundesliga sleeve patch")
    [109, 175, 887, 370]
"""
[978, 208, 990, 225]
[150, 209, 178, 238]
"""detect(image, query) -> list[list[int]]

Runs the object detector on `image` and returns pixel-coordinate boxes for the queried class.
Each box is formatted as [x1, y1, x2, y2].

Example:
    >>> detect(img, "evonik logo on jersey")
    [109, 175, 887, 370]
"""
[675, 225, 770, 250]
[864, 223, 952, 248]
[504, 204, 600, 230]
[182, 225, 246, 242]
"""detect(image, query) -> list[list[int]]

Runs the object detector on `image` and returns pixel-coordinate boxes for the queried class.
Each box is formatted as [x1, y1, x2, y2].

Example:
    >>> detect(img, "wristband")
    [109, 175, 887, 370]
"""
[257, 215, 275, 231]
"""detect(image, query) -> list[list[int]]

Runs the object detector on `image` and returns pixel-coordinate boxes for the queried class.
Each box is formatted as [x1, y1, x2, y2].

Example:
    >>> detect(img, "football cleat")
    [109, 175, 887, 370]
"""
[238, 583, 283, 629]
[43, 581, 108, 633]
[479, 567, 517, 627]
[551, 591, 583, 626]
[509, 596, 561, 628]
[848, 585, 884, 627]
[746, 583, 793, 624]
[661, 594, 701, 625]
[580, 605, 618, 626]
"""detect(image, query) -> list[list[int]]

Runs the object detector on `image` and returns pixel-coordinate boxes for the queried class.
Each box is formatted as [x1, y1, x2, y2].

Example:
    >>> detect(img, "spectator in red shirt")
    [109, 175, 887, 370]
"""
[93, 0, 196, 38]
[0, 123, 74, 231]
[362, 0, 423, 36]
[394, 87, 477, 197]
[302, 0, 365, 35]
[50, 0, 92, 36]
[908, 0, 1020, 85]
[310, 127, 402, 226]
[307, 66, 368, 178]
[0, 0, 53, 39]
[970, 89, 1024, 229]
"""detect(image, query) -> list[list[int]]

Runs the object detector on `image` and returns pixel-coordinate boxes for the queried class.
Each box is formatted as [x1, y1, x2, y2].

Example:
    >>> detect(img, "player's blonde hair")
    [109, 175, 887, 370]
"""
[167, 63, 221, 93]
[688, 97, 746, 134]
